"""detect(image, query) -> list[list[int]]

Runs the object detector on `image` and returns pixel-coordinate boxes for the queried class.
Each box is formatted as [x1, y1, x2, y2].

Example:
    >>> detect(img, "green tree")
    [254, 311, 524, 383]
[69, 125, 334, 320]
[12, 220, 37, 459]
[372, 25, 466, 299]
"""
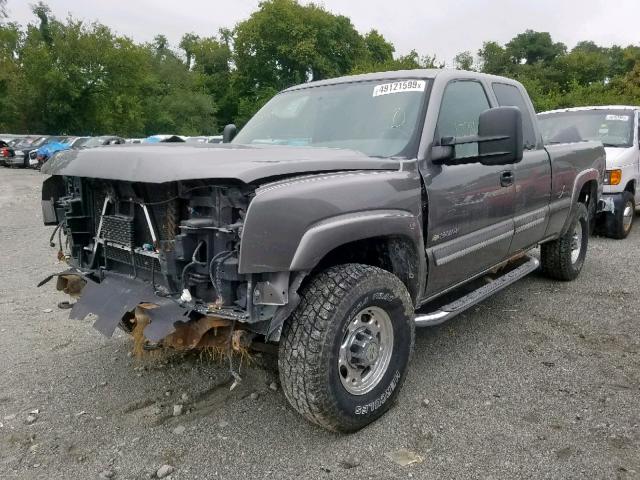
[32, 1, 52, 45]
[0, 22, 21, 130]
[556, 46, 608, 86]
[454, 51, 474, 71]
[506, 30, 566, 65]
[364, 29, 394, 64]
[478, 41, 510, 75]
[179, 32, 199, 69]
[233, 0, 367, 114]
[190, 35, 233, 125]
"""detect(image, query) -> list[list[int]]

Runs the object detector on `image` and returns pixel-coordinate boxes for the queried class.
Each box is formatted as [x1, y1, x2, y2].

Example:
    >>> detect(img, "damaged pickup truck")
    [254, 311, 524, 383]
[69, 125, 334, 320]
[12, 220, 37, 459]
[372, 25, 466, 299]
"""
[40, 70, 605, 432]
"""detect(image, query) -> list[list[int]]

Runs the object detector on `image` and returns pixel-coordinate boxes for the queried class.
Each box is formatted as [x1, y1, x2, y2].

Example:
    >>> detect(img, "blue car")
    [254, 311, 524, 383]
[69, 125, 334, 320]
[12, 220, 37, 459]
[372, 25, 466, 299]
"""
[36, 137, 89, 167]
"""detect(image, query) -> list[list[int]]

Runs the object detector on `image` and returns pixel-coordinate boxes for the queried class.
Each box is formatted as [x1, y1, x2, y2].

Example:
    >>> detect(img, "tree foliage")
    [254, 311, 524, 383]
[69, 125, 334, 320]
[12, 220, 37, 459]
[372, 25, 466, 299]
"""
[454, 51, 474, 71]
[478, 31, 640, 111]
[0, 1, 639, 136]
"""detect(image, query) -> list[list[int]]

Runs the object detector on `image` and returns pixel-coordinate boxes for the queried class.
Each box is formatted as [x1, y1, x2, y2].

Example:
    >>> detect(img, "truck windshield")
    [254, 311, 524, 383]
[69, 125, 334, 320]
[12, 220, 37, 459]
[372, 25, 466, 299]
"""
[233, 79, 431, 157]
[538, 110, 635, 148]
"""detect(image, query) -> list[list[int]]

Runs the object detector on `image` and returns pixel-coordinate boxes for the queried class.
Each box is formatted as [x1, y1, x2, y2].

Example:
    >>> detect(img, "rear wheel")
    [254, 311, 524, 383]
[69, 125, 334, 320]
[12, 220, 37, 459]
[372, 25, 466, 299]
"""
[541, 203, 589, 281]
[278, 264, 414, 432]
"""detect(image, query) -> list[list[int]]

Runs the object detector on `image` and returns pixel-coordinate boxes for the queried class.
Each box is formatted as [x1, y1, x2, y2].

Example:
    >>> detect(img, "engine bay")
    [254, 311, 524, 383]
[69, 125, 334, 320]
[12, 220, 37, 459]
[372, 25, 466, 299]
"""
[40, 175, 289, 348]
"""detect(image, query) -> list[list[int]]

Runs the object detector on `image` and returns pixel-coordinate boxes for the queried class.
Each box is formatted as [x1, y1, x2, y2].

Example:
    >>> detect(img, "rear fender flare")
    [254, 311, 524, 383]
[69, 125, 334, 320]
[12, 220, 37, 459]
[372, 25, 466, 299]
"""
[561, 168, 599, 234]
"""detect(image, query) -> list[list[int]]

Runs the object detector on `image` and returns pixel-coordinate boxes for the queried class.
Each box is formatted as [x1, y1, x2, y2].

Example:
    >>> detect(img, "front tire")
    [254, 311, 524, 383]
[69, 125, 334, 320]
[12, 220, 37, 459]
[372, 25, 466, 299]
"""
[541, 203, 589, 281]
[278, 264, 414, 432]
[602, 191, 635, 239]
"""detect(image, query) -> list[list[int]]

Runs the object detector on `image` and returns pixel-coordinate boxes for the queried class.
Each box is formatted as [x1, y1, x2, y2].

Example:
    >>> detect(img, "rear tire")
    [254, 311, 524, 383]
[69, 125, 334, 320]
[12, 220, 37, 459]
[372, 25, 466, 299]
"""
[541, 203, 589, 281]
[278, 264, 414, 432]
[602, 191, 634, 239]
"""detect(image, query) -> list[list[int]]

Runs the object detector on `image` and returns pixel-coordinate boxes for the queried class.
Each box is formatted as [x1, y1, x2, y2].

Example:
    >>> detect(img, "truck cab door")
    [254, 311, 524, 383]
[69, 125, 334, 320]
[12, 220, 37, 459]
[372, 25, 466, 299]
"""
[422, 80, 516, 296]
[490, 82, 551, 253]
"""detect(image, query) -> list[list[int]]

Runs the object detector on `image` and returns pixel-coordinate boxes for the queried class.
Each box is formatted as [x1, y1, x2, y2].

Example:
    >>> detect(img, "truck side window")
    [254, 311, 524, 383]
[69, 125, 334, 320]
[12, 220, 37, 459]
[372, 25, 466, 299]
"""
[492, 83, 536, 149]
[436, 81, 490, 158]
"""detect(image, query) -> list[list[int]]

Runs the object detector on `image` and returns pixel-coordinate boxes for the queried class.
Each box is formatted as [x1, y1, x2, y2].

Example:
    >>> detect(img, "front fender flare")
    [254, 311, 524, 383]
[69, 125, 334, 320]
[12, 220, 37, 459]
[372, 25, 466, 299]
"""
[289, 209, 422, 271]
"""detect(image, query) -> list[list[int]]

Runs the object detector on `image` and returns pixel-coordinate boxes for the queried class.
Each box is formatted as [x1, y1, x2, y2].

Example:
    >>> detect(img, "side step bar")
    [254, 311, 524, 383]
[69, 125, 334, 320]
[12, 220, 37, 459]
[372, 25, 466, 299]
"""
[414, 256, 540, 327]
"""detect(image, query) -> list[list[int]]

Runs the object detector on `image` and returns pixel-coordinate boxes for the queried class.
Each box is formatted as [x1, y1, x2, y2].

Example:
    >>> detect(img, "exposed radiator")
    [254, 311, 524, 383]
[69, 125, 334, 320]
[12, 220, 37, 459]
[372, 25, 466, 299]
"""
[102, 215, 134, 247]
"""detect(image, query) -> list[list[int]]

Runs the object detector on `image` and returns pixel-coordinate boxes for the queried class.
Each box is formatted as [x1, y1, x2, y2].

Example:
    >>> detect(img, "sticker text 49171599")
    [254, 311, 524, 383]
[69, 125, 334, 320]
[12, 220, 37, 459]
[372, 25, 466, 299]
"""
[373, 80, 426, 97]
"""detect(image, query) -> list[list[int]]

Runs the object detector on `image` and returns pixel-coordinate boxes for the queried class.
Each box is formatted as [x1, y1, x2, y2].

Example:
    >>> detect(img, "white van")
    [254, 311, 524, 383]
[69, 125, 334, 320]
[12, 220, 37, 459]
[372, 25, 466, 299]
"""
[538, 106, 640, 238]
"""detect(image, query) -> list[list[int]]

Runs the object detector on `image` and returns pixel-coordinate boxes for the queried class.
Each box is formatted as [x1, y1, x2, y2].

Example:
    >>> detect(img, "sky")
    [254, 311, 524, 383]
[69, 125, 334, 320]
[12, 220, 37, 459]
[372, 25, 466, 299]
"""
[6, 0, 640, 65]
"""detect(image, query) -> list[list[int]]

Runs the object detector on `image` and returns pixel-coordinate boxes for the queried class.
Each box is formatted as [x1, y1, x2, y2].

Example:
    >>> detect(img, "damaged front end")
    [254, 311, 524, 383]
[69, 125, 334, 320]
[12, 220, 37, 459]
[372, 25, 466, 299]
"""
[41, 175, 288, 355]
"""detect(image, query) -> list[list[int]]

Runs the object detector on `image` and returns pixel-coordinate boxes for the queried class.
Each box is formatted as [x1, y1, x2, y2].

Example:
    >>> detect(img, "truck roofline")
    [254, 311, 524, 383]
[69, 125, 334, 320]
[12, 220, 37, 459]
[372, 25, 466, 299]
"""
[283, 69, 526, 93]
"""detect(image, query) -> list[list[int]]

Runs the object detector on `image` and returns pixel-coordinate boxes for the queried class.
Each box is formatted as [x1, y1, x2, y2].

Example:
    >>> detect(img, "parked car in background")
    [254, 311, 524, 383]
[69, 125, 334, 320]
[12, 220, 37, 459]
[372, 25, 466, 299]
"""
[36, 136, 90, 168]
[185, 136, 209, 144]
[0, 139, 14, 167]
[538, 106, 640, 239]
[6, 136, 51, 168]
[143, 134, 186, 143]
[185, 135, 224, 144]
[80, 136, 126, 149]
[28, 137, 70, 168]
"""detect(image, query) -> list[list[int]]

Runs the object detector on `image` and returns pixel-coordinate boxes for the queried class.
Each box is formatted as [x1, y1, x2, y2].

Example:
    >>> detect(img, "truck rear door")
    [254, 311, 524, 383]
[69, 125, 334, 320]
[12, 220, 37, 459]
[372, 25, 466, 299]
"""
[490, 82, 551, 253]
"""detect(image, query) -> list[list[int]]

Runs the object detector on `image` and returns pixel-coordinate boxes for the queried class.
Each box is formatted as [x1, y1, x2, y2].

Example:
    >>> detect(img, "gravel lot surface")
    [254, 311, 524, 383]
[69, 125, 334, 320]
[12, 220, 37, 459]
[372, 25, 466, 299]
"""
[1, 168, 639, 479]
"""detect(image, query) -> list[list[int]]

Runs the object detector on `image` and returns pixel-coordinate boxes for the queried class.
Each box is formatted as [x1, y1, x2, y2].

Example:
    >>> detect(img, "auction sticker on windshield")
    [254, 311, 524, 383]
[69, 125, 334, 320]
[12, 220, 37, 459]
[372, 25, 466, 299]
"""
[605, 114, 630, 121]
[373, 80, 426, 97]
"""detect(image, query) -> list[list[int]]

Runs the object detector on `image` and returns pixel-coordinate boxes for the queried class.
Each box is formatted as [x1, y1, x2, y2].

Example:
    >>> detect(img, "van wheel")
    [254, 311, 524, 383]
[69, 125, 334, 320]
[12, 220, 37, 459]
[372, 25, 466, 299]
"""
[541, 203, 589, 281]
[278, 264, 414, 432]
[603, 192, 635, 239]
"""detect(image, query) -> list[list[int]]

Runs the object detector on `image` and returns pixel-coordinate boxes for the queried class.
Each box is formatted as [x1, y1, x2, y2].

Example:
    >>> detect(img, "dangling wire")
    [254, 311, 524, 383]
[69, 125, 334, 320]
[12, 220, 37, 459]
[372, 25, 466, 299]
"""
[180, 240, 206, 290]
[208, 250, 233, 301]
[49, 221, 62, 247]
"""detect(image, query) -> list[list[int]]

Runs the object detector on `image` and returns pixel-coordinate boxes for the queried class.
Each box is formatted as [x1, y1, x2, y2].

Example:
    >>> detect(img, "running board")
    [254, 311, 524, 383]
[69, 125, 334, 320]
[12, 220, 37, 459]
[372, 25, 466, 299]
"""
[414, 257, 540, 327]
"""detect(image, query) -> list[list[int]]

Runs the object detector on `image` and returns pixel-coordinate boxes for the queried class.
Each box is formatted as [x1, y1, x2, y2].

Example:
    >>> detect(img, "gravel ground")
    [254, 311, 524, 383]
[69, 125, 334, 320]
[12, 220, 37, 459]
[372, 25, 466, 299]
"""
[0, 168, 639, 480]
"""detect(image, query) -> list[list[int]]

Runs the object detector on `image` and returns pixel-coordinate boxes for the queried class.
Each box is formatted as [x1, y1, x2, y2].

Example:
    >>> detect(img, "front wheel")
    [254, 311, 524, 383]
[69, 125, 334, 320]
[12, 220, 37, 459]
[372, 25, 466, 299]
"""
[602, 192, 635, 239]
[541, 203, 589, 281]
[278, 264, 414, 432]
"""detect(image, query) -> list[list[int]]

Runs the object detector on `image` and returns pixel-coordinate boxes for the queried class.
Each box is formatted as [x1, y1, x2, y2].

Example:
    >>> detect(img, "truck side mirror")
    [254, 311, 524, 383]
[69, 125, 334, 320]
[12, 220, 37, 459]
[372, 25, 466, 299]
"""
[432, 106, 523, 166]
[477, 106, 524, 166]
[223, 124, 237, 143]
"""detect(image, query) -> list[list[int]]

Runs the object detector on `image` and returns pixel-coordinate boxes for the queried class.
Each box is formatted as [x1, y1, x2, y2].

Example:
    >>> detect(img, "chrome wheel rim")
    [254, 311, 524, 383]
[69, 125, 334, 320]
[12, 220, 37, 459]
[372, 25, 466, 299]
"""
[338, 306, 394, 396]
[571, 221, 583, 264]
[622, 202, 634, 233]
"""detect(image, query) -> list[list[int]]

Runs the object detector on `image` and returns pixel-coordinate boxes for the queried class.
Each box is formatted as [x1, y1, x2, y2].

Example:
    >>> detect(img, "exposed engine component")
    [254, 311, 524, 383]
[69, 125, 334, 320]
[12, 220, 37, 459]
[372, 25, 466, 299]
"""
[41, 176, 280, 352]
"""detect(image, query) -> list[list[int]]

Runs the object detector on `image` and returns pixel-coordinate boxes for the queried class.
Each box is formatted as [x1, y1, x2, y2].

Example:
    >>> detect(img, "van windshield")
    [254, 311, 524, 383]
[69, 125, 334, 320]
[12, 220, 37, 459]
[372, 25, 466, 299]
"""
[538, 110, 635, 148]
[233, 79, 431, 157]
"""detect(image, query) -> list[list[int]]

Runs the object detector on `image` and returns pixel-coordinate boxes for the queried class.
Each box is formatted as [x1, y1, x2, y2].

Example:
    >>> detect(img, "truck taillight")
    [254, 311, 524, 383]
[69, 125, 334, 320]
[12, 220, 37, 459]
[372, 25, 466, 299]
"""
[604, 169, 622, 186]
